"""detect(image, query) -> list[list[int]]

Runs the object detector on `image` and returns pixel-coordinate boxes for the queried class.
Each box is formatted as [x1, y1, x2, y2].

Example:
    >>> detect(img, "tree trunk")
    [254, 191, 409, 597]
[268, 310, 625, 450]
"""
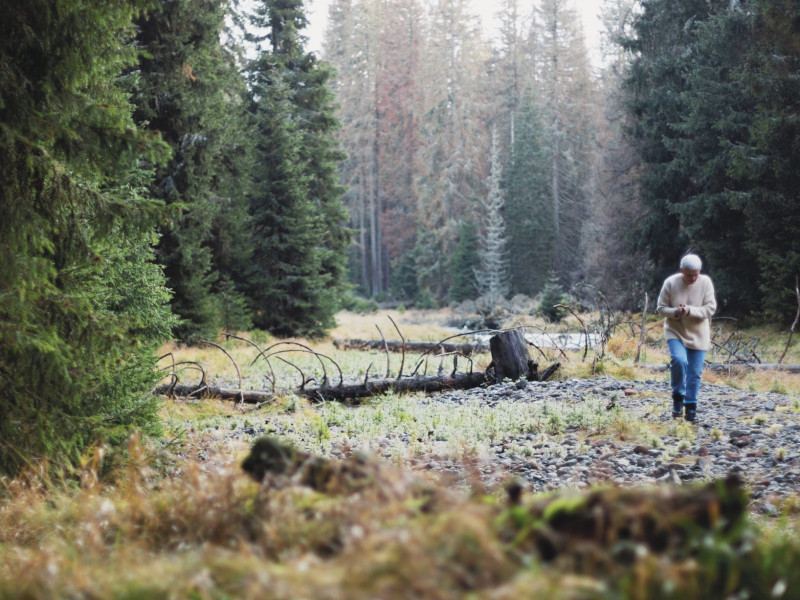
[489, 329, 532, 383]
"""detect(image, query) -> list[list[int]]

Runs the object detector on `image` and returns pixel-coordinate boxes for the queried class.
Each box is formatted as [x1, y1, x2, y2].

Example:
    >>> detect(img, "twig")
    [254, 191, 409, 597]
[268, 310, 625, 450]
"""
[251, 340, 344, 387]
[200, 339, 243, 402]
[364, 363, 373, 386]
[520, 324, 570, 360]
[376, 324, 391, 378]
[554, 304, 589, 361]
[387, 314, 406, 379]
[525, 340, 548, 361]
[200, 340, 241, 389]
[779, 275, 800, 364]
[223, 332, 274, 389]
[156, 361, 207, 390]
[251, 340, 326, 381]
[634, 292, 648, 365]
[275, 355, 307, 390]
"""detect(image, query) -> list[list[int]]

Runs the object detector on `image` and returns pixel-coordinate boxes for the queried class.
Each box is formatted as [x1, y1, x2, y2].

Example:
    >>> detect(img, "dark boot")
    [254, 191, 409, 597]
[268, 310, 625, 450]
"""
[684, 405, 697, 423]
[672, 392, 684, 418]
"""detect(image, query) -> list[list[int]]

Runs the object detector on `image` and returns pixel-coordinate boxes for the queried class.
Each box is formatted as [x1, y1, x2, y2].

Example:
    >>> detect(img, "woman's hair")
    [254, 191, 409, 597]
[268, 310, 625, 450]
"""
[680, 253, 702, 270]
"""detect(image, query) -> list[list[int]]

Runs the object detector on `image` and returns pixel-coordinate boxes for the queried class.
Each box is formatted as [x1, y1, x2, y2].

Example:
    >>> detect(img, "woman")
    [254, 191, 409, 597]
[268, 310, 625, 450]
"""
[656, 254, 717, 422]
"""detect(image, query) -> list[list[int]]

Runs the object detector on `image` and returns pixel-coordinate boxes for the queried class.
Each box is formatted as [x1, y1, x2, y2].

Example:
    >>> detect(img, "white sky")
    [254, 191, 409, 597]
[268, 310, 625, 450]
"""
[304, 0, 605, 61]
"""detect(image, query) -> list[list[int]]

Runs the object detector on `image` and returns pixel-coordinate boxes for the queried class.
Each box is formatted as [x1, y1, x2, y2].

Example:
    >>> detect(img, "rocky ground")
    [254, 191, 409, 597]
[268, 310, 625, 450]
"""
[209, 373, 800, 517]
[402, 376, 800, 516]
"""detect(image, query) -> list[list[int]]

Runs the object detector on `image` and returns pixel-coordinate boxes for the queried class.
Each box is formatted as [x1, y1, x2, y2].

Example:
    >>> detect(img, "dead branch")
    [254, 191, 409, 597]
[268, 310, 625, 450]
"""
[634, 292, 648, 365]
[252, 341, 329, 385]
[272, 353, 308, 389]
[376, 324, 390, 378]
[779, 275, 800, 364]
[200, 339, 243, 402]
[387, 314, 406, 379]
[156, 361, 207, 390]
[554, 304, 589, 361]
[250, 341, 344, 387]
[223, 333, 274, 390]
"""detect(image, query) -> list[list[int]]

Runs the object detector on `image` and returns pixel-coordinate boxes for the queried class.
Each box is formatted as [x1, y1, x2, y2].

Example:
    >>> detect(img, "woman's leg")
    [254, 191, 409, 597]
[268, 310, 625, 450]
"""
[667, 339, 688, 417]
[684, 348, 707, 422]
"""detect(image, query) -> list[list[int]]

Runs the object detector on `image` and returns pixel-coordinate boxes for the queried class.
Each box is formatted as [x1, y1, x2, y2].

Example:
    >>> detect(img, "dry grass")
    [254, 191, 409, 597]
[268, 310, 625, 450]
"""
[330, 309, 459, 342]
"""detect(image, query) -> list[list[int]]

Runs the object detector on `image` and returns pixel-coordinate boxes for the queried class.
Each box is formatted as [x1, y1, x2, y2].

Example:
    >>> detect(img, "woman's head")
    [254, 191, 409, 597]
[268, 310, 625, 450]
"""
[679, 253, 702, 285]
[679, 254, 702, 271]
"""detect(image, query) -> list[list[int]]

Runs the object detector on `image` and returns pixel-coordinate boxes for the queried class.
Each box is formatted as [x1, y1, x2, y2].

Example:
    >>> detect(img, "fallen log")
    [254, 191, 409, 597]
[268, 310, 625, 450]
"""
[154, 371, 491, 404]
[333, 338, 487, 354]
[154, 361, 561, 404]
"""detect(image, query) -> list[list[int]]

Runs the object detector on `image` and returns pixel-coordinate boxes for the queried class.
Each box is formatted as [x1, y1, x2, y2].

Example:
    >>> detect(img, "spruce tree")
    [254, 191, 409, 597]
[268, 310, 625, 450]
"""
[621, 0, 723, 289]
[727, 0, 800, 319]
[505, 97, 554, 297]
[245, 0, 349, 337]
[475, 131, 510, 304]
[0, 0, 176, 475]
[133, 0, 255, 340]
[449, 220, 480, 303]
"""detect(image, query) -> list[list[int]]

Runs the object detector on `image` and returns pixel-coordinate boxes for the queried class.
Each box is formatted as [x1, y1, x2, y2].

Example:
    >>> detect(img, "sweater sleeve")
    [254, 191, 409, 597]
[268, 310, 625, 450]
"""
[656, 278, 678, 318]
[687, 277, 717, 321]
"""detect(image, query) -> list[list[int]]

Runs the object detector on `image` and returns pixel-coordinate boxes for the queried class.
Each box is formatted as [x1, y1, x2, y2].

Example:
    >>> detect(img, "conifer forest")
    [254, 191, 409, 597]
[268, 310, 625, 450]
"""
[2, 0, 800, 498]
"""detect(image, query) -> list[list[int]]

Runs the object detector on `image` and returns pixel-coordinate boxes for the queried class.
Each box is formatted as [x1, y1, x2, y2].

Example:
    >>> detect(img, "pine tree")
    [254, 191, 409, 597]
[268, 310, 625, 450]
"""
[415, 0, 490, 302]
[133, 0, 255, 340]
[726, 0, 800, 319]
[582, 0, 649, 310]
[0, 0, 176, 475]
[538, 271, 568, 322]
[245, 0, 349, 337]
[535, 0, 597, 286]
[621, 0, 720, 285]
[475, 131, 510, 304]
[621, 0, 779, 315]
[449, 220, 480, 302]
[505, 96, 554, 297]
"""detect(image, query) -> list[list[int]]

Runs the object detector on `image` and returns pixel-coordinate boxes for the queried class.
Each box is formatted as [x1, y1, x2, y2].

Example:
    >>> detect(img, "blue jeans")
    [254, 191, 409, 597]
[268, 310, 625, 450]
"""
[667, 339, 706, 408]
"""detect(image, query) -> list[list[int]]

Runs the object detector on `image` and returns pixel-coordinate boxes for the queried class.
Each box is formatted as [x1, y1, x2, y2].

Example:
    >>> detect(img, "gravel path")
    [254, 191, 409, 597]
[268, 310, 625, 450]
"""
[409, 377, 800, 515]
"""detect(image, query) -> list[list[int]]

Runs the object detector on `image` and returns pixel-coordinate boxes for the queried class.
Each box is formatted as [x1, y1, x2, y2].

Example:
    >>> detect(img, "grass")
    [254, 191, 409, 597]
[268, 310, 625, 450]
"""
[3, 309, 800, 599]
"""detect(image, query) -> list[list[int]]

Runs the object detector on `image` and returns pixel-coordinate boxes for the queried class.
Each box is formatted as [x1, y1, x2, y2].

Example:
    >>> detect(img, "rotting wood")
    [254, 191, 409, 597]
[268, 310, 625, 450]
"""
[156, 329, 560, 404]
[488, 329, 530, 383]
[154, 371, 491, 404]
[333, 338, 487, 354]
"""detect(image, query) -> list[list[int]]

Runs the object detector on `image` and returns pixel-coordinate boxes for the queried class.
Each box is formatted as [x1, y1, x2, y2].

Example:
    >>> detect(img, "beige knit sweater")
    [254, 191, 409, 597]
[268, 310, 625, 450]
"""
[656, 273, 717, 351]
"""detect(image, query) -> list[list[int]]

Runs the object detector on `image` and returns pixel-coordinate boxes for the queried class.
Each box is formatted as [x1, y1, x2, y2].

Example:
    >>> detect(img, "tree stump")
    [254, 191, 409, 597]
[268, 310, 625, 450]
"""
[489, 330, 532, 383]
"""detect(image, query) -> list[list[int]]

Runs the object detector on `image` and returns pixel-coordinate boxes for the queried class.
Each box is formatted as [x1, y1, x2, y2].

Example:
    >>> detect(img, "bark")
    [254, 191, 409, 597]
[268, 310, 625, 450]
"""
[488, 329, 531, 383]
[332, 338, 487, 354]
[154, 371, 491, 404]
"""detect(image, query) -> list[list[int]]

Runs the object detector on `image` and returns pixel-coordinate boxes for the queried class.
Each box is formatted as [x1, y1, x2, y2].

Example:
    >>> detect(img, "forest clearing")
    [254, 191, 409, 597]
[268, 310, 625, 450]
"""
[3, 308, 800, 599]
[4, 0, 800, 598]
